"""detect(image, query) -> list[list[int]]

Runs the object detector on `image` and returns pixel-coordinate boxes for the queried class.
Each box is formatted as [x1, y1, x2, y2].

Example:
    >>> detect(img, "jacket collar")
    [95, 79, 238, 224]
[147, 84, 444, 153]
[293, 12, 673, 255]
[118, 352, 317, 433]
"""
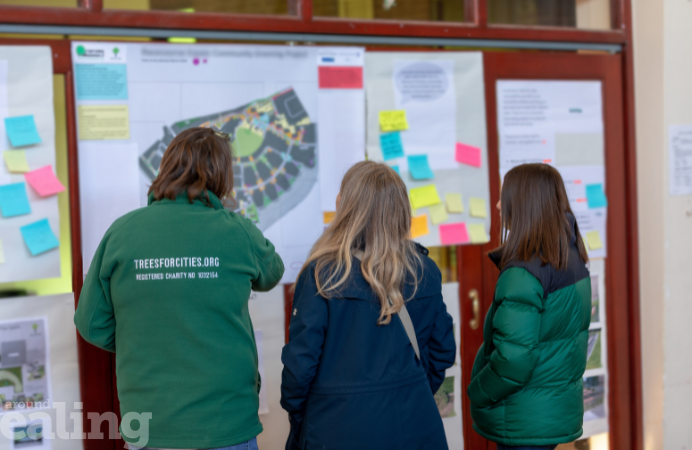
[488, 211, 579, 270]
[147, 190, 224, 210]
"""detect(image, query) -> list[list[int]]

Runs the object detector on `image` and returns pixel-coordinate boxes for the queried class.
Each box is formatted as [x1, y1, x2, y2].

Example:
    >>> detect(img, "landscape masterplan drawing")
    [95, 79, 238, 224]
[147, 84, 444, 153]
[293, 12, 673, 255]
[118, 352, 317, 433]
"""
[139, 88, 318, 231]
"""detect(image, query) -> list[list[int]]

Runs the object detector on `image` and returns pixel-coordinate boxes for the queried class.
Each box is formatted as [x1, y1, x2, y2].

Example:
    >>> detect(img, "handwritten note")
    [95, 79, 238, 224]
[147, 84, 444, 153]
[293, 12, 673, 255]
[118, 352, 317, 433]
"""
[3, 150, 30, 173]
[20, 218, 60, 256]
[380, 132, 405, 160]
[455, 142, 482, 167]
[445, 193, 464, 214]
[24, 165, 65, 197]
[586, 230, 603, 250]
[468, 223, 489, 244]
[379, 110, 409, 132]
[408, 155, 434, 180]
[4, 115, 41, 148]
[323, 211, 336, 224]
[429, 203, 448, 225]
[409, 185, 442, 209]
[439, 223, 470, 245]
[469, 197, 487, 218]
[586, 183, 608, 208]
[0, 182, 31, 217]
[411, 214, 429, 239]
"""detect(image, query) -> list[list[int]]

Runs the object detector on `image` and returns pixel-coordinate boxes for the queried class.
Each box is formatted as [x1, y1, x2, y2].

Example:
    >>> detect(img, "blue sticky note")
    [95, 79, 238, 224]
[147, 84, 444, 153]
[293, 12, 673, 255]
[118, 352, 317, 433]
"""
[586, 183, 608, 208]
[408, 155, 434, 180]
[4, 116, 41, 148]
[391, 165, 401, 176]
[20, 219, 59, 256]
[380, 132, 405, 161]
[0, 182, 32, 217]
[75, 64, 129, 100]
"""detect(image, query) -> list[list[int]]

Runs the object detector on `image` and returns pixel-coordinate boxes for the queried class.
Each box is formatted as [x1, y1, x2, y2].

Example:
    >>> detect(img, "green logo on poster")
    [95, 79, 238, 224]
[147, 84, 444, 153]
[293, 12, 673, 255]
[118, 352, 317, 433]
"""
[113, 47, 120, 57]
[76, 45, 86, 56]
[32, 323, 38, 332]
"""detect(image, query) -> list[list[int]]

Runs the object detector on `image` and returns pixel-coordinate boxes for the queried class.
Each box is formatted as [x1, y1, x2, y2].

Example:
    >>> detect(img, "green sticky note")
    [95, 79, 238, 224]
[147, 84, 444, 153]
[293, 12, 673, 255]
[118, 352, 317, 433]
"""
[468, 223, 489, 244]
[469, 197, 487, 218]
[3, 150, 30, 173]
[429, 203, 448, 225]
[586, 230, 603, 250]
[409, 185, 442, 210]
[445, 193, 464, 214]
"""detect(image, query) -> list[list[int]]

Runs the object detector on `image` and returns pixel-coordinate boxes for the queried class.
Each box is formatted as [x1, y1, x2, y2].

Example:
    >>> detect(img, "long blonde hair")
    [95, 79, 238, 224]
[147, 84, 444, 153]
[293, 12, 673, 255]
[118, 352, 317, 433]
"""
[296, 161, 421, 325]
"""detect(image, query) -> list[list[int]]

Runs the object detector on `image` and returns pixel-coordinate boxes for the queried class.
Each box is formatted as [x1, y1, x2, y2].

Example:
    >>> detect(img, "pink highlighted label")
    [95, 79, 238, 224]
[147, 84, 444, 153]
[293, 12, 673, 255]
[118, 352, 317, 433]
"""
[439, 222, 470, 246]
[24, 165, 65, 197]
[455, 142, 482, 167]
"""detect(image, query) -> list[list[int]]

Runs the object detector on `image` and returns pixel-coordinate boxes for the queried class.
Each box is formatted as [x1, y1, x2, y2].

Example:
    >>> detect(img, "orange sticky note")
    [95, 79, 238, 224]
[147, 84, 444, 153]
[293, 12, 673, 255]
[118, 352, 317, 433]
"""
[411, 214, 429, 239]
[24, 165, 65, 197]
[323, 211, 336, 224]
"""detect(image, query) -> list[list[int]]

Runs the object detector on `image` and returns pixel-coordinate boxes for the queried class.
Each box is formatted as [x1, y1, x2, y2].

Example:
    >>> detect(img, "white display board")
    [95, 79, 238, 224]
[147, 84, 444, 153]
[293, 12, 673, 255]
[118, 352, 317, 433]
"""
[0, 47, 60, 282]
[0, 293, 82, 450]
[72, 42, 365, 283]
[365, 52, 491, 249]
[497, 80, 608, 258]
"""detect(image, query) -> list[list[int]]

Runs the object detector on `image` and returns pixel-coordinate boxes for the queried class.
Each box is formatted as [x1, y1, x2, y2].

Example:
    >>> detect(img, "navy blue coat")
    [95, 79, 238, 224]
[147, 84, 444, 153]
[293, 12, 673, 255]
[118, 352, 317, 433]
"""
[280, 248, 456, 450]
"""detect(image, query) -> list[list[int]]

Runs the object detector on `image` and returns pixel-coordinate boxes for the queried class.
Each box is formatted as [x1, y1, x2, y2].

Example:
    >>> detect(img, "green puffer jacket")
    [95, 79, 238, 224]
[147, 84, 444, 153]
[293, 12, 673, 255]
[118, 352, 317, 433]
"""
[468, 213, 591, 446]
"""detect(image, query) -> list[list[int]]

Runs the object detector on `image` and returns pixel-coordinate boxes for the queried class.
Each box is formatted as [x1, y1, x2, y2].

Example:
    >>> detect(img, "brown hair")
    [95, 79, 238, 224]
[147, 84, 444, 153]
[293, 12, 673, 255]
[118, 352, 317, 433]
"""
[148, 127, 235, 207]
[296, 161, 421, 325]
[494, 163, 588, 270]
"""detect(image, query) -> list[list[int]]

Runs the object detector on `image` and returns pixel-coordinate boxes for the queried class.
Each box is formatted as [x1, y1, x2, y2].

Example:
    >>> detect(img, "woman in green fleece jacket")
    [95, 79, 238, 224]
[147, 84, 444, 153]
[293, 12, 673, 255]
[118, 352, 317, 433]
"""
[467, 163, 591, 450]
[74, 127, 284, 450]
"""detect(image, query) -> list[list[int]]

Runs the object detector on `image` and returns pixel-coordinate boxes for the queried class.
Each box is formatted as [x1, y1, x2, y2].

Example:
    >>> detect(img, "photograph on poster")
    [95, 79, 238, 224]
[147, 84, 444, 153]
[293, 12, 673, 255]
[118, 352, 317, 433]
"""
[434, 376, 456, 419]
[10, 420, 50, 450]
[0, 317, 50, 413]
[583, 375, 607, 421]
[590, 274, 600, 324]
[586, 329, 603, 371]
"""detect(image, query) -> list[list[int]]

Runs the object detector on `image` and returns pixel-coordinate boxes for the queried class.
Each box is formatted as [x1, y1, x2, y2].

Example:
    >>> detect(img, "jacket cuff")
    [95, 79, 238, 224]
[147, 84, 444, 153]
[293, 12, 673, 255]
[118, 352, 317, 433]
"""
[467, 374, 495, 408]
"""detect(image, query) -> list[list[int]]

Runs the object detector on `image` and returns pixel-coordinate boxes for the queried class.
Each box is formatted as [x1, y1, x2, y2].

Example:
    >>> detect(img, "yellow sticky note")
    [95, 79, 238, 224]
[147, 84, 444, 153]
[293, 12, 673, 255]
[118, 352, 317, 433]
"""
[586, 230, 603, 250]
[77, 105, 130, 140]
[379, 110, 409, 132]
[409, 185, 442, 210]
[429, 203, 448, 225]
[469, 197, 487, 218]
[0, 239, 4, 264]
[468, 223, 489, 244]
[323, 211, 336, 224]
[3, 150, 30, 173]
[445, 193, 464, 214]
[411, 214, 430, 239]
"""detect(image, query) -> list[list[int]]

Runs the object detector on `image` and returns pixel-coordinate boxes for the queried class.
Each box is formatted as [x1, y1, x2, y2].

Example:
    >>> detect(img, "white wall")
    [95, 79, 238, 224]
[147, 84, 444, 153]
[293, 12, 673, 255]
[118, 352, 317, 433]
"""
[633, 0, 692, 448]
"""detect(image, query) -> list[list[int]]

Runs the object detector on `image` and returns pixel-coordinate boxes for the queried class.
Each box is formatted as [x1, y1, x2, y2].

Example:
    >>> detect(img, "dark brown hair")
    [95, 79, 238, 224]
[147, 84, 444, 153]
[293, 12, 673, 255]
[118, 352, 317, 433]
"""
[493, 163, 588, 270]
[148, 127, 235, 207]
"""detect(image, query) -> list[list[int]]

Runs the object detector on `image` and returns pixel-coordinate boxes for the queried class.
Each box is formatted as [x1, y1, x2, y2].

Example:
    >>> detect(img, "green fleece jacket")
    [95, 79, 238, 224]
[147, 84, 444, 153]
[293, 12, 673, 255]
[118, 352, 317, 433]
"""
[74, 191, 284, 449]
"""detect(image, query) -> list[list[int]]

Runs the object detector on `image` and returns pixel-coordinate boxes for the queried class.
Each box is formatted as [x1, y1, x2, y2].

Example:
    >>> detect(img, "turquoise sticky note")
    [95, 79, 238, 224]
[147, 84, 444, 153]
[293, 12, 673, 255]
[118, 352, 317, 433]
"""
[20, 219, 59, 256]
[75, 64, 129, 100]
[380, 132, 405, 161]
[4, 116, 41, 148]
[391, 165, 401, 176]
[408, 155, 434, 180]
[586, 183, 608, 208]
[0, 182, 31, 217]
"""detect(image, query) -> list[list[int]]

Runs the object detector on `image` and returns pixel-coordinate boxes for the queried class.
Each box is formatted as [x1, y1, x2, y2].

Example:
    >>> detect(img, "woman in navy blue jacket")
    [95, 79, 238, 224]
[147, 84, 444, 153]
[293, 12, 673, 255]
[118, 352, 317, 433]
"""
[281, 161, 456, 450]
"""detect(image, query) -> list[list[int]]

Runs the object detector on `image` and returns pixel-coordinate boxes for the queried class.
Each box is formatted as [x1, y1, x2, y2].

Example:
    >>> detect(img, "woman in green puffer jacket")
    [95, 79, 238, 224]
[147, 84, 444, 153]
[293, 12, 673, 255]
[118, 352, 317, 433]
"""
[467, 163, 591, 450]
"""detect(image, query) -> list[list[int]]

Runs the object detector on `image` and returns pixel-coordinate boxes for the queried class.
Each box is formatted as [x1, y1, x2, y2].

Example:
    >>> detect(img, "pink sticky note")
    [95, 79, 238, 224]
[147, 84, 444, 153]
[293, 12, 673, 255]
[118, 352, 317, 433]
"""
[24, 165, 65, 197]
[439, 222, 470, 246]
[455, 142, 482, 167]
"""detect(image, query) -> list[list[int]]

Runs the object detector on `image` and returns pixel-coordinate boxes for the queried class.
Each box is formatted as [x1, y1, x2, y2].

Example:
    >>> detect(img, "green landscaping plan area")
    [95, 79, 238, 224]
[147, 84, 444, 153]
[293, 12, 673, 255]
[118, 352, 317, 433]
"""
[140, 88, 318, 231]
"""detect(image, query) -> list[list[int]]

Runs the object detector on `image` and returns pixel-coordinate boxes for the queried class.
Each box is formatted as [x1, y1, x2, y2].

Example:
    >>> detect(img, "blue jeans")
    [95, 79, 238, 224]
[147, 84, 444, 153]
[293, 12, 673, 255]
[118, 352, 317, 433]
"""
[129, 437, 258, 450]
[496, 445, 557, 450]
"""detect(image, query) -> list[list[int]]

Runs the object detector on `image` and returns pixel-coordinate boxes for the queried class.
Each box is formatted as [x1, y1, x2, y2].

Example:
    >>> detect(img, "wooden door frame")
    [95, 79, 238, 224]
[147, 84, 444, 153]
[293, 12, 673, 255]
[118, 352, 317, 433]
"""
[458, 51, 641, 450]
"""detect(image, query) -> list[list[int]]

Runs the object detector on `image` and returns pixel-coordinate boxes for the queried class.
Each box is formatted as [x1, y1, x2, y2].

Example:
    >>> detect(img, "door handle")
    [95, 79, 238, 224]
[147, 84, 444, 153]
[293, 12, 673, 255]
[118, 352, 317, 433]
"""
[469, 289, 480, 330]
